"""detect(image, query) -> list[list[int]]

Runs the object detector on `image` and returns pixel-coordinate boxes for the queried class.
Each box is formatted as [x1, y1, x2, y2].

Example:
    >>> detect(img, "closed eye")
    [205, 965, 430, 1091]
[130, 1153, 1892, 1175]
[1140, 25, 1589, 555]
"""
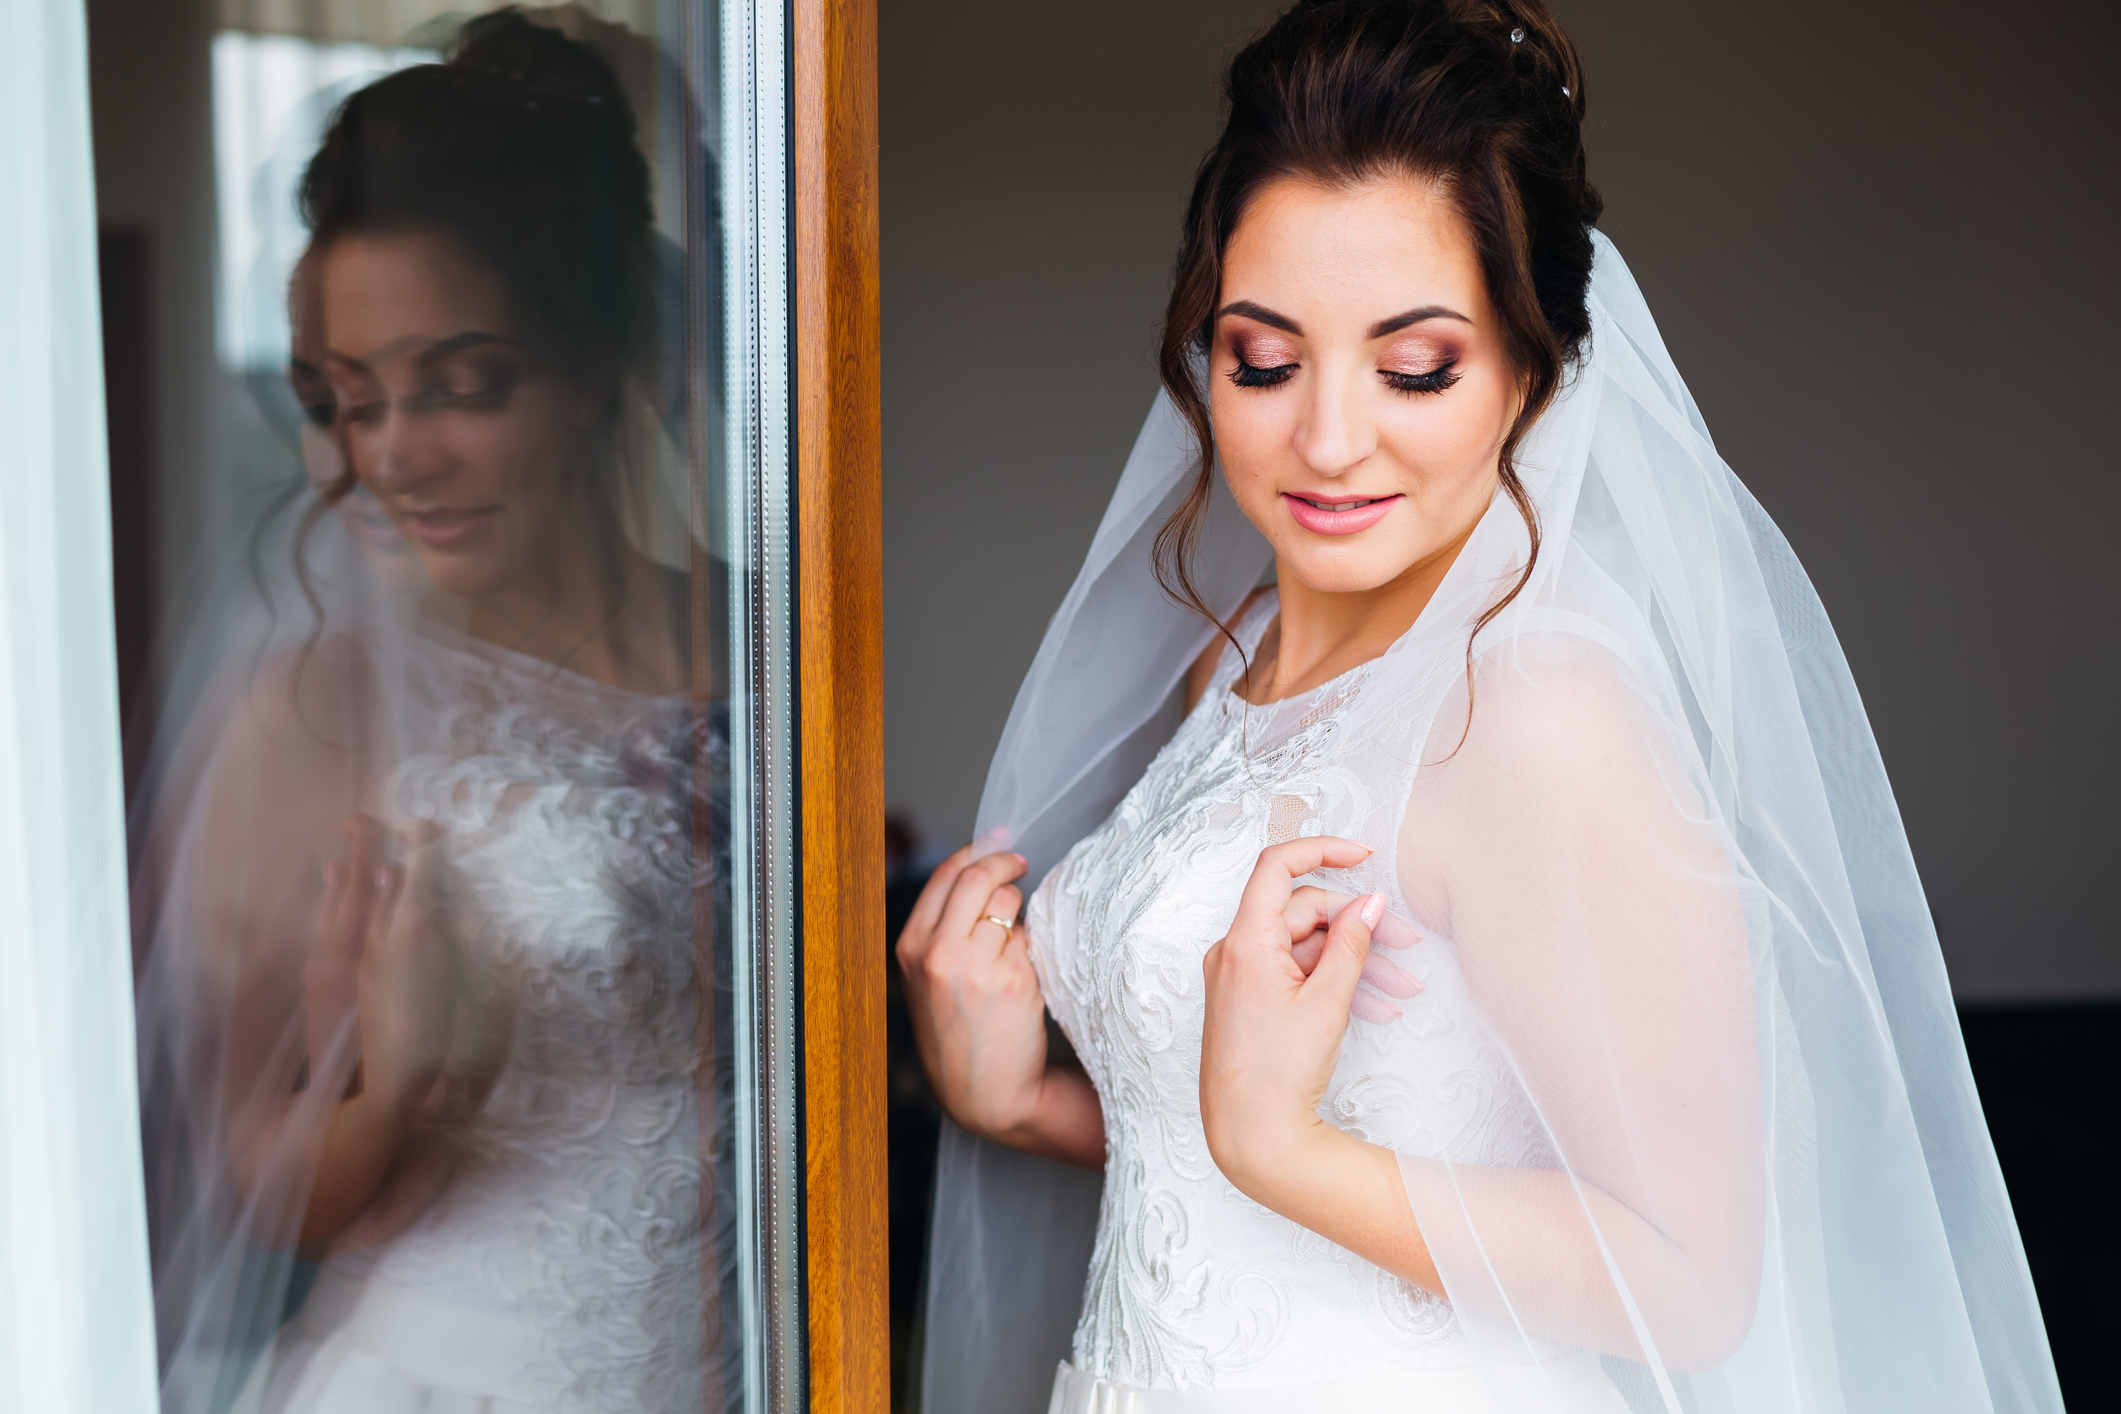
[1229, 355, 1298, 389]
[1381, 361, 1461, 395]
[427, 373, 516, 411]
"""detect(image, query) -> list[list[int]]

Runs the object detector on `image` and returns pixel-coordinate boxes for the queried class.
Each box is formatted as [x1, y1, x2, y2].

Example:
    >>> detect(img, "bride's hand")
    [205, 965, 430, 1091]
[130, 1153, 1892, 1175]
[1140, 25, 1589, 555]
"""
[314, 816, 460, 1122]
[275, 816, 465, 1251]
[895, 845, 1049, 1142]
[363, 821, 461, 1117]
[1289, 889, 1424, 1022]
[1200, 837, 1383, 1203]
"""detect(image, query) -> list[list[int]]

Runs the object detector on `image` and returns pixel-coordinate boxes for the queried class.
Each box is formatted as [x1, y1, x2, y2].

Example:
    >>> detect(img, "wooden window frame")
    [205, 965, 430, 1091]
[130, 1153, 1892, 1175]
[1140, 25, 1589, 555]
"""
[794, 0, 886, 1407]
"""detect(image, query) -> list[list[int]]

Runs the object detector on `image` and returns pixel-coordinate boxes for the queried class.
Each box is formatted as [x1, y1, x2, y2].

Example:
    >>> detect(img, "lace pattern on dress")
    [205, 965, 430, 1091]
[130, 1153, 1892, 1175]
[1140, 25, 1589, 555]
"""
[323, 631, 737, 1413]
[1029, 593, 1551, 1391]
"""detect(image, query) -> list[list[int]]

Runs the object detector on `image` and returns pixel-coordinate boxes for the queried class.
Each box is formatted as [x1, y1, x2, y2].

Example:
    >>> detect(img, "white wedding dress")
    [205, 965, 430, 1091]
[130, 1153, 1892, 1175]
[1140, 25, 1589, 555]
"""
[242, 627, 734, 1414]
[1029, 594, 1628, 1414]
[936, 233, 2059, 1414]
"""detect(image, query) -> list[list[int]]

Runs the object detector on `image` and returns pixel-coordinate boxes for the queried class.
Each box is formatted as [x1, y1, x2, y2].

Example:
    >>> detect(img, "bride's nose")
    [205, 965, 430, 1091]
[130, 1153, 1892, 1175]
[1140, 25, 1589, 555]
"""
[363, 402, 452, 495]
[1291, 366, 1376, 477]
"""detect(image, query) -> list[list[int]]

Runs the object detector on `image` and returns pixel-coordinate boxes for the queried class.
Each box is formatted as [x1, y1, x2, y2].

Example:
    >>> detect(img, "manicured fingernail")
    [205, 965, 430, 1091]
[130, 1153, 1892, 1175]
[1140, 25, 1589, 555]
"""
[374, 868, 391, 892]
[1361, 893, 1385, 928]
[1012, 853, 1027, 865]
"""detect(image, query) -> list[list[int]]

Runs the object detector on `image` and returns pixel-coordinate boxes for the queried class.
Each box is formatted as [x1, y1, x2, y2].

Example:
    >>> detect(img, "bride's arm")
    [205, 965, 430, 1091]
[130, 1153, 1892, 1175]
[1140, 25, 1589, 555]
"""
[1393, 656, 1763, 1367]
[1201, 655, 1763, 1371]
[1198, 839, 1443, 1282]
[895, 590, 1274, 1171]
[185, 647, 458, 1253]
[895, 846, 1105, 1169]
[217, 823, 459, 1253]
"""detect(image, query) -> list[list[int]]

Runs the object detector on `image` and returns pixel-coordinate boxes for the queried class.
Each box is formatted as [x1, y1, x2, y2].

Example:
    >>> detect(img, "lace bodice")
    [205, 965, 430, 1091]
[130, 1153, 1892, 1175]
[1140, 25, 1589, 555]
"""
[321, 628, 736, 1413]
[1027, 594, 1559, 1391]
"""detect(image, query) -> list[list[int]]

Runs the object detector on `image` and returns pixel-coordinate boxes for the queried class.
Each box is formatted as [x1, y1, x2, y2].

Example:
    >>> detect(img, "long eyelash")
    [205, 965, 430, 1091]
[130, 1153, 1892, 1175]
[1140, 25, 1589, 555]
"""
[1382, 361, 1462, 395]
[1229, 355, 1297, 389]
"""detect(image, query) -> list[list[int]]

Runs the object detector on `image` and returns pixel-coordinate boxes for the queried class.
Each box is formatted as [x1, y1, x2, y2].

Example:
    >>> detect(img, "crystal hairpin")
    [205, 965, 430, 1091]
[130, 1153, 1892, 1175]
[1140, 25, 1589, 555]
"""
[1510, 26, 1525, 42]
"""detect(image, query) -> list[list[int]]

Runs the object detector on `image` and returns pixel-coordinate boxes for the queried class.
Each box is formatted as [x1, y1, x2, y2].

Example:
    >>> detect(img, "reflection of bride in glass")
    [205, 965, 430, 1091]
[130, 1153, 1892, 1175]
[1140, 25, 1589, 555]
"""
[134, 12, 734, 1412]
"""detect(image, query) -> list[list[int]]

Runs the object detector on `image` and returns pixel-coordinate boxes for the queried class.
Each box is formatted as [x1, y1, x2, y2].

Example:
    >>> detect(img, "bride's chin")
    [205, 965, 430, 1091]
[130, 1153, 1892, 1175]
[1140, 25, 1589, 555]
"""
[1274, 547, 1422, 598]
[412, 552, 513, 601]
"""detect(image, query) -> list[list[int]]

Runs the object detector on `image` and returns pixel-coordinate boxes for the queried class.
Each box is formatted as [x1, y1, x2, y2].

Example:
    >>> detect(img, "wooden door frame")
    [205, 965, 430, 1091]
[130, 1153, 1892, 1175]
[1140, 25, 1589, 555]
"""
[794, 0, 886, 1408]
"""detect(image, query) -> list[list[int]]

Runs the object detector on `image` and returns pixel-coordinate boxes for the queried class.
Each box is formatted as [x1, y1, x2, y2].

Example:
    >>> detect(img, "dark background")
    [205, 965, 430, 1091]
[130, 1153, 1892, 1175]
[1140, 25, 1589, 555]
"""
[880, 0, 2120, 1407]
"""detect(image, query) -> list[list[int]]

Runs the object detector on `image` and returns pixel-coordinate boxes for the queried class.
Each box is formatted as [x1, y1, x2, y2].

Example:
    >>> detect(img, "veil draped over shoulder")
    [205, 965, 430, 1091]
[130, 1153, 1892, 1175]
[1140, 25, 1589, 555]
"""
[921, 233, 2061, 1413]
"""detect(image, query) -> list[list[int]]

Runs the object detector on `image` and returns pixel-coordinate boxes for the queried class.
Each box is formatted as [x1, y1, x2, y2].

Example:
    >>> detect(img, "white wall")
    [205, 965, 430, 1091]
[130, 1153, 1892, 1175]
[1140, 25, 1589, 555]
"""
[881, 0, 2121, 999]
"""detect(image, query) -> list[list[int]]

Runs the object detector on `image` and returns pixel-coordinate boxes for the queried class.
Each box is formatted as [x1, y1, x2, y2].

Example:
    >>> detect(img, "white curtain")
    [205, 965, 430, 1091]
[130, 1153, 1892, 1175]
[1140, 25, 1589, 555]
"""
[0, 0, 160, 1407]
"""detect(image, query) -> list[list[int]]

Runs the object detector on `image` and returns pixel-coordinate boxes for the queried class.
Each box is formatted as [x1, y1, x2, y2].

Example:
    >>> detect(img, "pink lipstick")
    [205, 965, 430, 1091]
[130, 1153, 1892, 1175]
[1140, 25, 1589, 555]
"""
[401, 506, 501, 549]
[1282, 492, 1400, 536]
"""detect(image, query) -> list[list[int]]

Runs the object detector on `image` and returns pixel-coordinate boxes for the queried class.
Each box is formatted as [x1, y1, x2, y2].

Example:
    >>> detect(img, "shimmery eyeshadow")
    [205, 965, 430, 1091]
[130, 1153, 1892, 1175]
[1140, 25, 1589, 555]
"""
[1378, 336, 1462, 377]
[1232, 333, 1301, 366]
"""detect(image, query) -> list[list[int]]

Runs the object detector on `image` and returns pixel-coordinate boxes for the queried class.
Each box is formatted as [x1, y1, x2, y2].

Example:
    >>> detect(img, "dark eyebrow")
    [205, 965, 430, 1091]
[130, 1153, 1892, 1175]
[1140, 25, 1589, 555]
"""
[1368, 305, 1472, 339]
[1216, 301, 1473, 340]
[325, 330, 525, 374]
[413, 331, 522, 368]
[1217, 300, 1303, 336]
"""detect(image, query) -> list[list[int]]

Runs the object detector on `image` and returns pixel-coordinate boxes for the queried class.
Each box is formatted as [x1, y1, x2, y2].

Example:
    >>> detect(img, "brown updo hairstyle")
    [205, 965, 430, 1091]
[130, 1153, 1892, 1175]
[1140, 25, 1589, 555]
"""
[1157, 0, 1601, 652]
[293, 6, 657, 514]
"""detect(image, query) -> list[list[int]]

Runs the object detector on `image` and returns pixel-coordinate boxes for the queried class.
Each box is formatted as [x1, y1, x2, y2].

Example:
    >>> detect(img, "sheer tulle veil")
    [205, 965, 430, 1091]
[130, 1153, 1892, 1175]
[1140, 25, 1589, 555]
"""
[130, 395, 723, 1414]
[919, 233, 2061, 1413]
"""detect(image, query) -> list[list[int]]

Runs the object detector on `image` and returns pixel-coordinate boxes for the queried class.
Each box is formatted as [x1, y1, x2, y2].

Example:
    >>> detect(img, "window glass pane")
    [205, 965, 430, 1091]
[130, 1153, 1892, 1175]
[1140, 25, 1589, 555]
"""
[95, 1, 798, 1408]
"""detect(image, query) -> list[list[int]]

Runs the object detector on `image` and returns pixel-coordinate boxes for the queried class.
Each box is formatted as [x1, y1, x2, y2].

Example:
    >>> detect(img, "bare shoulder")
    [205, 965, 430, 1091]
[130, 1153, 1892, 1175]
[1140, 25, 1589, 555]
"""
[201, 632, 389, 823]
[1405, 634, 1667, 836]
[1183, 586, 1273, 715]
[231, 632, 382, 749]
[1400, 631, 1717, 929]
[1462, 637, 1648, 765]
[181, 634, 389, 968]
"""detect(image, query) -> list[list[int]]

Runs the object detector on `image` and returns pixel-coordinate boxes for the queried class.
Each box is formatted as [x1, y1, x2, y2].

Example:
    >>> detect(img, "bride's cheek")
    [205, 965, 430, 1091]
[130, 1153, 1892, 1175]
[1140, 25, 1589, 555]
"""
[1217, 459, 1277, 527]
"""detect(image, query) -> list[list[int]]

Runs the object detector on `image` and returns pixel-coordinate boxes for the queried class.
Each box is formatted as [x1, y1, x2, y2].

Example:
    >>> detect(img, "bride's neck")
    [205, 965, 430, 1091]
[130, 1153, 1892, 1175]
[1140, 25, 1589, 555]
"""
[450, 518, 685, 697]
[1243, 511, 1482, 706]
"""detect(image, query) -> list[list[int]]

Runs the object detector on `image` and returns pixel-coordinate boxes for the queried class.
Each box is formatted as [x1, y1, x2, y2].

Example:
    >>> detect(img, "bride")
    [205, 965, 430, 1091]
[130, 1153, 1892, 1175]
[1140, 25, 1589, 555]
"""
[132, 12, 735, 1412]
[898, 2, 2061, 1411]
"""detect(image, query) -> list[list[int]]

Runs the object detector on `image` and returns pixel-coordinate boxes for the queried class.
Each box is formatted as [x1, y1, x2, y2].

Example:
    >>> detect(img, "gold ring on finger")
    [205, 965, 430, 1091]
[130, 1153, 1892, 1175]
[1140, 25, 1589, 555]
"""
[979, 913, 1015, 939]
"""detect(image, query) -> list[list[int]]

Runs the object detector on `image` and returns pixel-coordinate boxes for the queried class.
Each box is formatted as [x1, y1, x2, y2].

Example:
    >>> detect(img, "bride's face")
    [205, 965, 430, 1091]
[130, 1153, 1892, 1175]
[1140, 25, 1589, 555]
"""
[318, 230, 598, 600]
[1210, 175, 1520, 597]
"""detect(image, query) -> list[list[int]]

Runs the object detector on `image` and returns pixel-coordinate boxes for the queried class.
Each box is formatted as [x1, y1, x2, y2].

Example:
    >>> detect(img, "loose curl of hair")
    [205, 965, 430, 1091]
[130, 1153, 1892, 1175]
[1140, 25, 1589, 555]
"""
[1156, 0, 1602, 679]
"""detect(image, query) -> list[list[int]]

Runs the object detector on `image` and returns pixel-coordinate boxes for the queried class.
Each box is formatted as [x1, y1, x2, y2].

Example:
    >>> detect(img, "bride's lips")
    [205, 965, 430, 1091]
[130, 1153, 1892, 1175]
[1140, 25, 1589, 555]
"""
[401, 506, 502, 548]
[1281, 491, 1401, 536]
